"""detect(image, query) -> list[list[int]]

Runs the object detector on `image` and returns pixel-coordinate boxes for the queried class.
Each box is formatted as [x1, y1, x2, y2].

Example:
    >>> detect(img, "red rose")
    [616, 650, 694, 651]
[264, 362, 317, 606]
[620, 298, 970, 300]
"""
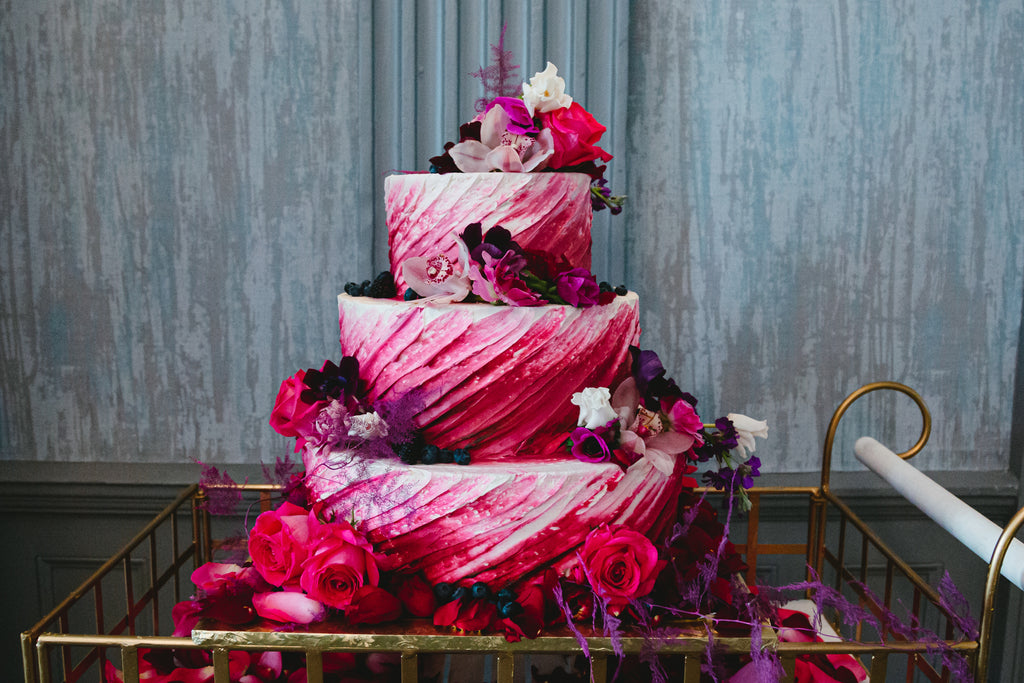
[394, 573, 437, 617]
[269, 369, 325, 440]
[248, 501, 316, 588]
[299, 520, 380, 610]
[573, 525, 666, 612]
[539, 102, 613, 169]
[346, 585, 403, 624]
[434, 597, 498, 632]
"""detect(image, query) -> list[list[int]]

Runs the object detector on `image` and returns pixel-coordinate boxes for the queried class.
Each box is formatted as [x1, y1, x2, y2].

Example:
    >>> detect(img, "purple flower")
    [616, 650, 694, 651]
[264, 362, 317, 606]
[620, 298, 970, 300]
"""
[555, 268, 600, 307]
[569, 426, 612, 463]
[485, 97, 538, 135]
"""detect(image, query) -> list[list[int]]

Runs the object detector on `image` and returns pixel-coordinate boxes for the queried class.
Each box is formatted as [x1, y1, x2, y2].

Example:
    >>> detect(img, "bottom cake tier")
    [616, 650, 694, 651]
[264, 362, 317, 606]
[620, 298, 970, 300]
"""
[303, 446, 691, 587]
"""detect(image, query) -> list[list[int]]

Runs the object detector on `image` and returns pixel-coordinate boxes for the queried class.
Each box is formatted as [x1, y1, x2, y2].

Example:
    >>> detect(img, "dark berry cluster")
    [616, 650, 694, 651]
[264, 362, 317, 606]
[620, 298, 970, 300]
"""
[344, 271, 398, 299]
[598, 281, 629, 296]
[433, 581, 523, 618]
[393, 437, 471, 466]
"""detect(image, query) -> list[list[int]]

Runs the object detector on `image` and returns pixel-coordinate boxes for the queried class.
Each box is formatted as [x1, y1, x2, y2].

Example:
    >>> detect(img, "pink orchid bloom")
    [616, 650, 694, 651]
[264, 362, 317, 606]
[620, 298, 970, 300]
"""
[402, 253, 471, 303]
[611, 377, 700, 476]
[448, 105, 554, 173]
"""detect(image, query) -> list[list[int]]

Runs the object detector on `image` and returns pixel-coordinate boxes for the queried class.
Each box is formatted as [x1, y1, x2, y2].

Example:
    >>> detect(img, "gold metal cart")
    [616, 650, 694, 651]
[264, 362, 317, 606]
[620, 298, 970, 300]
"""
[21, 383, 1024, 682]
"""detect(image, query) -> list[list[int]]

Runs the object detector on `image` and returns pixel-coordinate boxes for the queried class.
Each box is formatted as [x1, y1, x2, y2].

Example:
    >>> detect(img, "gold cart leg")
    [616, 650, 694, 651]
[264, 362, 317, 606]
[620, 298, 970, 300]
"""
[400, 651, 418, 682]
[305, 650, 324, 683]
[496, 652, 514, 683]
[591, 653, 608, 683]
[683, 653, 701, 683]
[212, 647, 230, 683]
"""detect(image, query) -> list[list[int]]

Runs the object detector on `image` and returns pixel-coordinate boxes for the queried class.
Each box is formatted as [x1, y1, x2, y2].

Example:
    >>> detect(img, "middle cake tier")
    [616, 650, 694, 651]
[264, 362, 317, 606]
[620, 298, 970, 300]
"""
[338, 292, 640, 462]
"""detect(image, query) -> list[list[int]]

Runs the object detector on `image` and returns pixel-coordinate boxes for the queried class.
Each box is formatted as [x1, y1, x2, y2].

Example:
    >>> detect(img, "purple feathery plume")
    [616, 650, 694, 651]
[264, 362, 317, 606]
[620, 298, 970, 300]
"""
[552, 582, 590, 660]
[197, 462, 243, 515]
[470, 24, 521, 111]
[938, 571, 980, 639]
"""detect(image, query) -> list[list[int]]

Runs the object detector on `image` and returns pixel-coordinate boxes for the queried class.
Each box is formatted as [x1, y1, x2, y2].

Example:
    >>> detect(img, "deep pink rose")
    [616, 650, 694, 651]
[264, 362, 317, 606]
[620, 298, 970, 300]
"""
[248, 501, 316, 588]
[299, 520, 379, 610]
[574, 525, 666, 612]
[190, 562, 264, 597]
[253, 590, 327, 624]
[539, 101, 613, 169]
[345, 585, 403, 625]
[555, 268, 600, 307]
[269, 369, 325, 440]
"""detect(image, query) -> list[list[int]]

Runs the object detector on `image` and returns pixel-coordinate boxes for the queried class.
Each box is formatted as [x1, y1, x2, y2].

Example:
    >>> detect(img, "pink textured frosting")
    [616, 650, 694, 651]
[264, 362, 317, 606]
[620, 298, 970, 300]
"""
[303, 449, 689, 585]
[338, 293, 641, 461]
[386, 173, 593, 290]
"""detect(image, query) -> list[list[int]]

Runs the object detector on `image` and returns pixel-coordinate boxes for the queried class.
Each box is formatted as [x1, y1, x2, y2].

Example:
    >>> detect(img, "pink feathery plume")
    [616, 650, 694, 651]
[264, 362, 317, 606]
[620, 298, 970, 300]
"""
[197, 462, 243, 515]
[470, 24, 521, 111]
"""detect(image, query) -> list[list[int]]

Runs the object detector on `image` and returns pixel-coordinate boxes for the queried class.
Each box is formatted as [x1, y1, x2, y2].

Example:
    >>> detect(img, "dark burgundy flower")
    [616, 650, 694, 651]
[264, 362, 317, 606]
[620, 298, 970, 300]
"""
[346, 585, 403, 625]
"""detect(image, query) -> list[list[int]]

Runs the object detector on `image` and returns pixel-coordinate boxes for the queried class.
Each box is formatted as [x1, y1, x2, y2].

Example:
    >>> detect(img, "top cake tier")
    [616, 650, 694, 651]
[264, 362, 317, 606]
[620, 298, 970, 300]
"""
[386, 172, 593, 291]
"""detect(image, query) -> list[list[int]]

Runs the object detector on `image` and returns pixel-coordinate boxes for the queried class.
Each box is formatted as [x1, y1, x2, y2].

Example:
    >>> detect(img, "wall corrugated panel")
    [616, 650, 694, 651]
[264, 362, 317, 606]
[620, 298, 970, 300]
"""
[2, 0, 1022, 474]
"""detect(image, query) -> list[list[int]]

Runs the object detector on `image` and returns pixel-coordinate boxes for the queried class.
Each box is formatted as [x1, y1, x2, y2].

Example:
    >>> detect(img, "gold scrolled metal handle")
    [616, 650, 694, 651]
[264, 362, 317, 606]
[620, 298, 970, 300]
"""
[977, 504, 1024, 682]
[820, 381, 932, 495]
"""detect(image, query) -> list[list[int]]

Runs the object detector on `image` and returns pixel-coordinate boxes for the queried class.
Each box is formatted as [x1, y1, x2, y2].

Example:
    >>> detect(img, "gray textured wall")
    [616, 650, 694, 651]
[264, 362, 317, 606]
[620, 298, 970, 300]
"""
[2, 0, 1022, 473]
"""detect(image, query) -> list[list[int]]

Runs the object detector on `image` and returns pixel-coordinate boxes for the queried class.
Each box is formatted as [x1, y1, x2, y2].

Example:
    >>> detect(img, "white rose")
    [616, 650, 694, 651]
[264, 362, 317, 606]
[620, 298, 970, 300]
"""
[522, 62, 573, 116]
[346, 411, 389, 440]
[727, 413, 769, 462]
[571, 387, 617, 430]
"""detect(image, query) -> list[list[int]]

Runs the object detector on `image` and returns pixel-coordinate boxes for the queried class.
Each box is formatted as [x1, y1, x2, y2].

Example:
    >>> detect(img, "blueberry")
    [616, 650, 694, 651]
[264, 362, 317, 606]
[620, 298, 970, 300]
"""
[359, 279, 372, 296]
[421, 444, 440, 465]
[433, 582, 454, 603]
[404, 288, 420, 301]
[395, 441, 419, 464]
[451, 586, 468, 602]
[470, 582, 491, 601]
[500, 600, 523, 617]
[344, 282, 362, 296]
[438, 448, 454, 464]
[614, 285, 628, 296]
[599, 281, 613, 293]
[496, 587, 515, 606]
[452, 448, 471, 466]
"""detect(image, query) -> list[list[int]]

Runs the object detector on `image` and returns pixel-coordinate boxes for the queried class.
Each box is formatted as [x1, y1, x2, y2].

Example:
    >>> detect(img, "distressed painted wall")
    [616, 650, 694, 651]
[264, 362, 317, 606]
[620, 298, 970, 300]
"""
[628, 1, 1024, 471]
[1, 0, 1021, 472]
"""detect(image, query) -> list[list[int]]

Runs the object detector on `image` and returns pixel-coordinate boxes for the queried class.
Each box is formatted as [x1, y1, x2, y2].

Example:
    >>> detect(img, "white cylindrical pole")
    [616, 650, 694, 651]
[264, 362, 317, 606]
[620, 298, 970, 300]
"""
[854, 436, 1024, 592]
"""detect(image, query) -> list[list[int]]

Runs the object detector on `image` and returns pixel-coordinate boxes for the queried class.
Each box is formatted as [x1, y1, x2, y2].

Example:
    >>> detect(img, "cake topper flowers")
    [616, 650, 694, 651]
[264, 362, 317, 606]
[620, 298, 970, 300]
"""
[429, 38, 625, 213]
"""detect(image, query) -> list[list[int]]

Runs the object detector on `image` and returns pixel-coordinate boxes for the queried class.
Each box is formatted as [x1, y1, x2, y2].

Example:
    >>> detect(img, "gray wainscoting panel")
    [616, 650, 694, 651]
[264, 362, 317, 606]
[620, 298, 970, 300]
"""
[2, 0, 1023, 475]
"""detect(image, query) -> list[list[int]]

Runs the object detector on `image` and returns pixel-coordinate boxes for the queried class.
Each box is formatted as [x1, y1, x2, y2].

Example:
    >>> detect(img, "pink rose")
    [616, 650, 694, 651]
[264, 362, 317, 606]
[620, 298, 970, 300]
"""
[248, 501, 316, 588]
[269, 369, 325, 440]
[574, 525, 666, 612]
[299, 520, 380, 610]
[253, 590, 327, 624]
[190, 562, 265, 598]
[539, 101, 613, 169]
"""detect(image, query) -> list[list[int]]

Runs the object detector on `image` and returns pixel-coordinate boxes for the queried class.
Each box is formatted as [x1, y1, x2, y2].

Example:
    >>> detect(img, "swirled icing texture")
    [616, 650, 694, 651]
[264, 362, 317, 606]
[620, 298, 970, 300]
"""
[385, 173, 593, 291]
[338, 293, 640, 461]
[303, 447, 689, 585]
